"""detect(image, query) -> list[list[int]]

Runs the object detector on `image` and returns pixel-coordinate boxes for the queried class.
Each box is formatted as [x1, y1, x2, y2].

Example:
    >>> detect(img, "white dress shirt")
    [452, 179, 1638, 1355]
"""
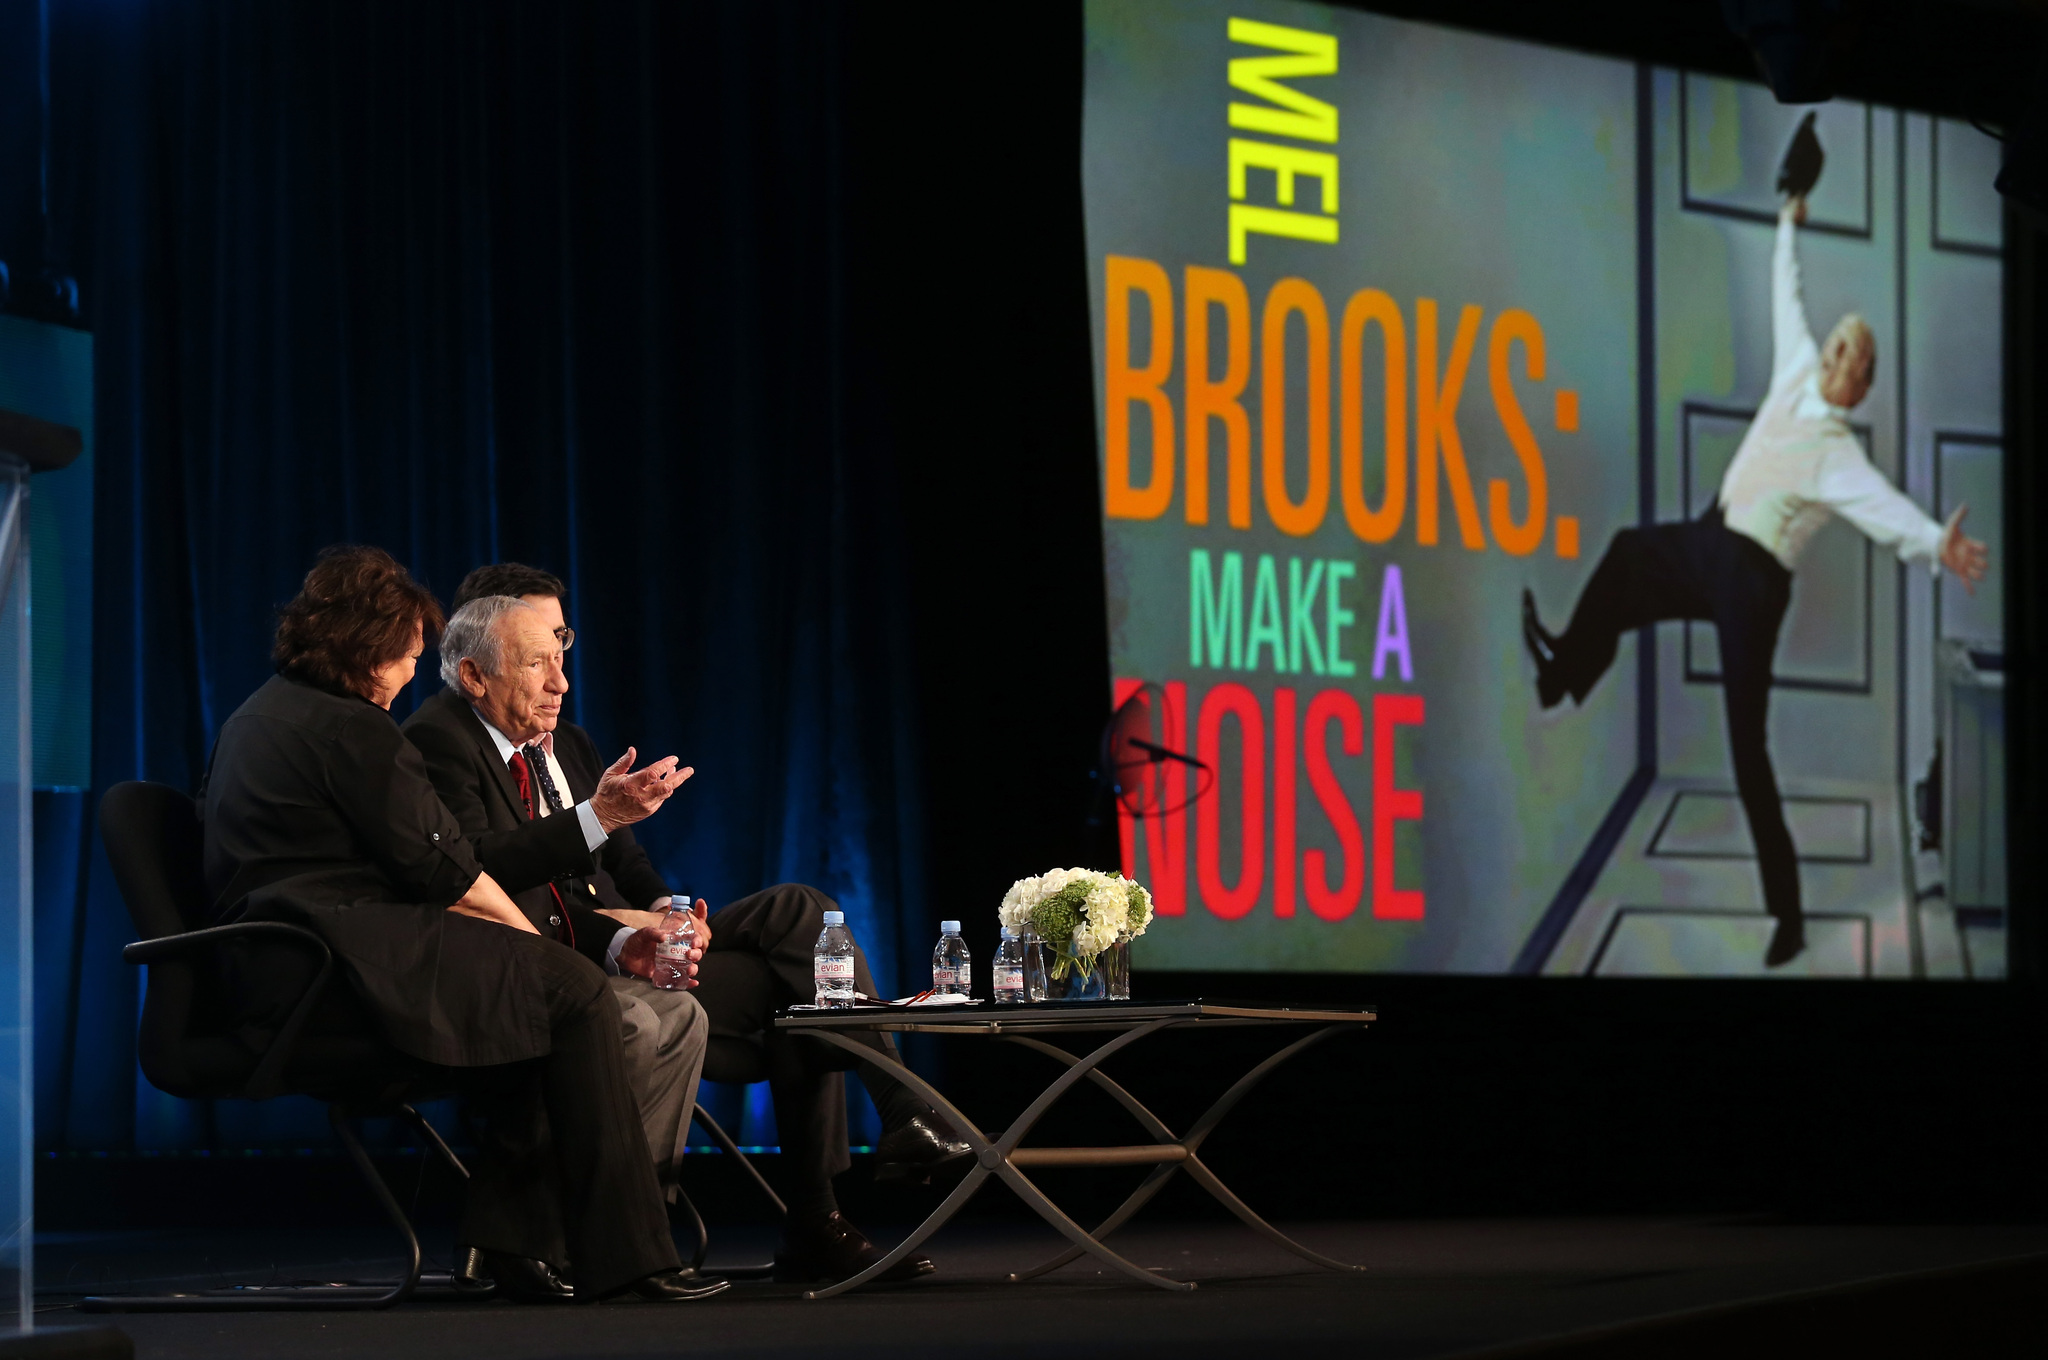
[1717, 209, 1944, 574]
[474, 711, 661, 974]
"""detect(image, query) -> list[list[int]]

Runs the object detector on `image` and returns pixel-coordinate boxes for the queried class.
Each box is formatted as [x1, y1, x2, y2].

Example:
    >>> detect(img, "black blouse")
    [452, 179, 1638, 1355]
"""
[201, 674, 555, 1068]
[204, 674, 482, 914]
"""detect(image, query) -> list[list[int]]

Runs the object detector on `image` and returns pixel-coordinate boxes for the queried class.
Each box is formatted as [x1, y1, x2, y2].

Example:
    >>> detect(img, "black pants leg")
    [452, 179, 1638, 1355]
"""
[1550, 522, 1714, 702]
[693, 883, 931, 1217]
[1709, 532, 1799, 924]
[457, 938, 679, 1296]
[1550, 515, 1801, 926]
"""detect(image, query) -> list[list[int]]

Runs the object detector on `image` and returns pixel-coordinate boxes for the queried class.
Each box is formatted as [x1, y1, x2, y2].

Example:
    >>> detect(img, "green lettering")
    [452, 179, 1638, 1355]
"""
[1190, 549, 1245, 669]
[1247, 554, 1287, 672]
[1326, 559, 1357, 678]
[1288, 558, 1327, 675]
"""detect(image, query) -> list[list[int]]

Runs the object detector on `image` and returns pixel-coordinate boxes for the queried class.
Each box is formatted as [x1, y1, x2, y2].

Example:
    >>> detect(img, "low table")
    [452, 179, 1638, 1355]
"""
[772, 999, 1376, 1297]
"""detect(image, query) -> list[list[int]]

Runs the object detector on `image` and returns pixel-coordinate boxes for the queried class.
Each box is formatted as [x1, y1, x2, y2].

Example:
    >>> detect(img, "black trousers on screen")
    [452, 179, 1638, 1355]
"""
[692, 883, 930, 1219]
[1549, 511, 1800, 925]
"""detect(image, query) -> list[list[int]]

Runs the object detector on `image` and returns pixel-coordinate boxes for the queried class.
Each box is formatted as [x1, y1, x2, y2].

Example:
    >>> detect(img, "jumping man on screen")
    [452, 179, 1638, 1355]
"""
[1521, 186, 1989, 969]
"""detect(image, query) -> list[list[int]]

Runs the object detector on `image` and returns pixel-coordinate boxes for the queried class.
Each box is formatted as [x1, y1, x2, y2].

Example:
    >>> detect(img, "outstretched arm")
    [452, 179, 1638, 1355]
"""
[1814, 445, 1949, 574]
[1771, 200, 1819, 388]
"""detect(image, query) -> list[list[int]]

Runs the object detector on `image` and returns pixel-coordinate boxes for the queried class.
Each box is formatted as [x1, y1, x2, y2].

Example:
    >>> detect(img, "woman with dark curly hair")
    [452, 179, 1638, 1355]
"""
[201, 545, 723, 1304]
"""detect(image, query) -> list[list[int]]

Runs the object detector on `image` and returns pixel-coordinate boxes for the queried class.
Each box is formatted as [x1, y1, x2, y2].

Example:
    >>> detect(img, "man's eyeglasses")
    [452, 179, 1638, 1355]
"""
[555, 626, 576, 651]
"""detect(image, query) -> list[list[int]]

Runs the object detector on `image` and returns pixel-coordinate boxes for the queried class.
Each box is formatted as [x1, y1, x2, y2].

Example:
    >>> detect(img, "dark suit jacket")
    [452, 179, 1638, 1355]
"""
[202, 674, 556, 1068]
[402, 686, 672, 971]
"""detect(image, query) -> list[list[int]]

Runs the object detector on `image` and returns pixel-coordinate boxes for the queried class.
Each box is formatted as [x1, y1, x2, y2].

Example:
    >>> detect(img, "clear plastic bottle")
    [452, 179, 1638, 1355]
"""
[1023, 929, 1048, 1002]
[993, 927, 1026, 1004]
[650, 896, 696, 991]
[932, 921, 971, 996]
[814, 910, 857, 1009]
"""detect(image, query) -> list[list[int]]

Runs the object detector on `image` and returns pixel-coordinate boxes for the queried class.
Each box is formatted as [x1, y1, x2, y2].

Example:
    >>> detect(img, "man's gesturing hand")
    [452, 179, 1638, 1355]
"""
[590, 746, 693, 835]
[1941, 504, 1990, 595]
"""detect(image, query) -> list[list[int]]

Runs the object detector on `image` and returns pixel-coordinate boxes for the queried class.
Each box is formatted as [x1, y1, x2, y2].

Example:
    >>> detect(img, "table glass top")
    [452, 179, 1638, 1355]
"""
[772, 998, 1376, 1031]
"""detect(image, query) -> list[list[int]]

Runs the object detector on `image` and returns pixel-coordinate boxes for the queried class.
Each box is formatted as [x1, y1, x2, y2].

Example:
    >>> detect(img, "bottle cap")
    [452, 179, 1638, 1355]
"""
[1000, 926, 1014, 939]
[822, 910, 844, 926]
[940, 920, 961, 934]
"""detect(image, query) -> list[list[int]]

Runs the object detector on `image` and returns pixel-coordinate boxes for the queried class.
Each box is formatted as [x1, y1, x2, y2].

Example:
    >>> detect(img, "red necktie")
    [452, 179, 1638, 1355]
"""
[507, 750, 574, 948]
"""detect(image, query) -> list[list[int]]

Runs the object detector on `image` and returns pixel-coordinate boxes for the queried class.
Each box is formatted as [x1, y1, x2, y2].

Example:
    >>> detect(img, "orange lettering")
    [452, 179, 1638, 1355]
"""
[1414, 299, 1485, 550]
[1260, 277, 1331, 538]
[1338, 288, 1406, 544]
[1486, 308, 1548, 556]
[1184, 266, 1252, 527]
[1104, 256, 1175, 520]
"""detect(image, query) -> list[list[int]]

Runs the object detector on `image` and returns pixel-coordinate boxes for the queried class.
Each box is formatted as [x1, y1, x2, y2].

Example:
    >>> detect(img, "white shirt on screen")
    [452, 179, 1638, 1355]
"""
[474, 710, 662, 974]
[1716, 208, 1944, 574]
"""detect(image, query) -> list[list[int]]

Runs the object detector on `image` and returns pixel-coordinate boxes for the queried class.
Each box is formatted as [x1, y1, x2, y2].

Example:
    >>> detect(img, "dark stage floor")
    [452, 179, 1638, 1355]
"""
[28, 1217, 2048, 1359]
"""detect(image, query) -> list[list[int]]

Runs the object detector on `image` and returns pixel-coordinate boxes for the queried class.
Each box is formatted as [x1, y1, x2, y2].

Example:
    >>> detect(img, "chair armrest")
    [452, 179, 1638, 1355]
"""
[124, 920, 337, 1101]
[124, 920, 331, 967]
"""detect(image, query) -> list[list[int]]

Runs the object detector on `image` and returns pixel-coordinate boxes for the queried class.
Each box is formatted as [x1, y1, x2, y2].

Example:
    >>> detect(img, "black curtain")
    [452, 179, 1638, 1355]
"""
[42, 0, 953, 1148]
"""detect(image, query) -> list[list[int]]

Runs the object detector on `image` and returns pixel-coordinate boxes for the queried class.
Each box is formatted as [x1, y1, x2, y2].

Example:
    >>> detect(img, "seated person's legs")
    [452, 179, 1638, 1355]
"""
[457, 934, 723, 1301]
[607, 978, 709, 1205]
[695, 883, 967, 1280]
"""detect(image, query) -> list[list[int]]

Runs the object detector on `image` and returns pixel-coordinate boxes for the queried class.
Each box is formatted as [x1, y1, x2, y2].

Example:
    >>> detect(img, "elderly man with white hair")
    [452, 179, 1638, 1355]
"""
[410, 570, 973, 1290]
[403, 592, 715, 1301]
[1521, 190, 1990, 970]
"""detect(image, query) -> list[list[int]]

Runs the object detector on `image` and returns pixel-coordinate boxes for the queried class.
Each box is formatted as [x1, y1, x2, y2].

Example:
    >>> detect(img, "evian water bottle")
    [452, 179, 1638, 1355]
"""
[932, 921, 971, 996]
[814, 910, 857, 1009]
[993, 927, 1026, 1004]
[650, 897, 696, 992]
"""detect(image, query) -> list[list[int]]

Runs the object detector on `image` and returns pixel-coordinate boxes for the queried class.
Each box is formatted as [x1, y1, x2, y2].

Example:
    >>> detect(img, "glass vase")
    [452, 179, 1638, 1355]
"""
[1099, 940, 1131, 1001]
[1027, 937, 1111, 1002]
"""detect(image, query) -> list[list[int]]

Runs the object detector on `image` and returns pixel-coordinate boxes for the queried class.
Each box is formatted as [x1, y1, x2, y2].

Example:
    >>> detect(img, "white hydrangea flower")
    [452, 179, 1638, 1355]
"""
[1073, 909, 1120, 960]
[1125, 882, 1154, 939]
[1073, 875, 1127, 958]
[999, 866, 1160, 954]
[998, 874, 1041, 932]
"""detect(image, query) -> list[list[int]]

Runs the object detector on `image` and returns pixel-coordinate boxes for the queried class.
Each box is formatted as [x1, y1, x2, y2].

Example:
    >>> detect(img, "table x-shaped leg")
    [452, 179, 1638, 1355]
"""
[1004, 1024, 1365, 1281]
[792, 1019, 1195, 1297]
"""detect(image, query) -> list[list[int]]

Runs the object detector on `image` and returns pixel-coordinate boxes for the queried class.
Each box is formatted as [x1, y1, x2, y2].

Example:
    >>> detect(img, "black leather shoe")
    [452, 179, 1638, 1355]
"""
[614, 1269, 731, 1302]
[873, 1114, 974, 1187]
[774, 1209, 935, 1284]
[1765, 918, 1806, 968]
[459, 1247, 575, 1303]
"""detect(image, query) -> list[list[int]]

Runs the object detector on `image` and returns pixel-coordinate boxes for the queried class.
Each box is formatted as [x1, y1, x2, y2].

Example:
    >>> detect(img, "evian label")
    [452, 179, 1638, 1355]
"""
[933, 967, 961, 988]
[994, 965, 1023, 993]
[657, 937, 691, 960]
[815, 956, 855, 981]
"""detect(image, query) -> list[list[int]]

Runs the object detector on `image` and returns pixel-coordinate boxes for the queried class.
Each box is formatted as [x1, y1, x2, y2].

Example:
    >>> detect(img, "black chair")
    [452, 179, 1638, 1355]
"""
[79, 782, 472, 1312]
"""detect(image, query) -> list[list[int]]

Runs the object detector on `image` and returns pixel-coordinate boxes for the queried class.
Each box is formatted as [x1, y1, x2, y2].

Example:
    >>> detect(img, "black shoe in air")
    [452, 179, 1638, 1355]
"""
[1521, 589, 1567, 709]
[1777, 111, 1825, 200]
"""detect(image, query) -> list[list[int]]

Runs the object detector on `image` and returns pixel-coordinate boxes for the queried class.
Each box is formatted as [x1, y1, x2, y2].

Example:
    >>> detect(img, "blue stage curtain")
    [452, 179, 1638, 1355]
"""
[37, 0, 922, 1150]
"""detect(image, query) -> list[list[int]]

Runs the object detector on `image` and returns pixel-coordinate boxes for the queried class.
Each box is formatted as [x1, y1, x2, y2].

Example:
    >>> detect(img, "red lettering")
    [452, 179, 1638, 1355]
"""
[1196, 682, 1265, 919]
[1113, 678, 1188, 916]
[1303, 689, 1364, 920]
[1272, 687, 1297, 917]
[1372, 692, 1425, 919]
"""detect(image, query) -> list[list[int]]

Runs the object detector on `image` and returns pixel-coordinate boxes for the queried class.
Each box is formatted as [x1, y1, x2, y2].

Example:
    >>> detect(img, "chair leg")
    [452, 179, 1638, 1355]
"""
[687, 1105, 782, 1279]
[672, 1185, 712, 1272]
[397, 1102, 469, 1180]
[79, 1106, 435, 1312]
